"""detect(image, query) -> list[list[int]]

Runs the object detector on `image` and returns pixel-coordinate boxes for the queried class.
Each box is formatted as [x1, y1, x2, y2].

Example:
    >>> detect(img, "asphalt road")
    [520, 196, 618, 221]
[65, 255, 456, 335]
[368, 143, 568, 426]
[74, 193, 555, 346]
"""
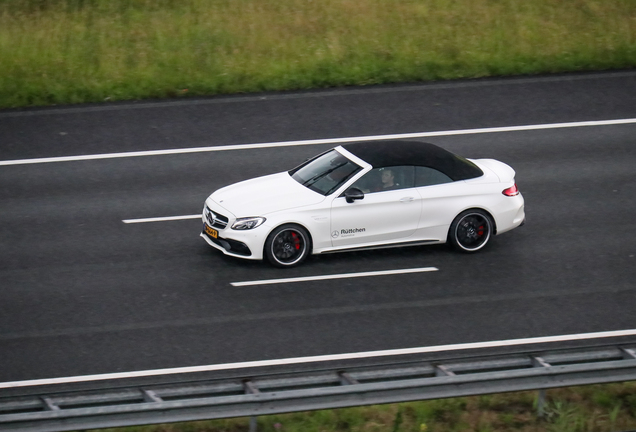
[1, 71, 635, 385]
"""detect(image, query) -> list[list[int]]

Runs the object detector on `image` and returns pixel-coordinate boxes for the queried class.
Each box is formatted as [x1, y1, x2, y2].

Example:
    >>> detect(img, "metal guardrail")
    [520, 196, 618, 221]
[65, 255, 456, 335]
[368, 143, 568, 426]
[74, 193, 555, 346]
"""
[1, 344, 635, 432]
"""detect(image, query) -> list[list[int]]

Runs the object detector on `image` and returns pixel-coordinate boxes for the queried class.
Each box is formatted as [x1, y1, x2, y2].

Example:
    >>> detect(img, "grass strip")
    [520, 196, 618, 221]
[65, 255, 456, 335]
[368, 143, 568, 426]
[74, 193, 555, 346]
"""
[0, 0, 635, 109]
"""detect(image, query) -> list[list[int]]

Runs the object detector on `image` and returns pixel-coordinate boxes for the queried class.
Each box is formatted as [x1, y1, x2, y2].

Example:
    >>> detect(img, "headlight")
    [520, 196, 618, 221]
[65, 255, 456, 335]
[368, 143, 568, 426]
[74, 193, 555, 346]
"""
[231, 217, 266, 230]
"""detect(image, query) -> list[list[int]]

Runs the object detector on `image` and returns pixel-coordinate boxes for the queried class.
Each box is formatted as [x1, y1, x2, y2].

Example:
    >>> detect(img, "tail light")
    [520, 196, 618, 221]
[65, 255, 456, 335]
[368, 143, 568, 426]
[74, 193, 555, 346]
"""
[503, 183, 519, 196]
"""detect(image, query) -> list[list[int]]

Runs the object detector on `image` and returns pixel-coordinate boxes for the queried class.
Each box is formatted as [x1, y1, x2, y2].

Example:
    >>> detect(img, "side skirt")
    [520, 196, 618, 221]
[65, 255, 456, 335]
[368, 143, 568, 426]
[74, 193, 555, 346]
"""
[318, 239, 441, 254]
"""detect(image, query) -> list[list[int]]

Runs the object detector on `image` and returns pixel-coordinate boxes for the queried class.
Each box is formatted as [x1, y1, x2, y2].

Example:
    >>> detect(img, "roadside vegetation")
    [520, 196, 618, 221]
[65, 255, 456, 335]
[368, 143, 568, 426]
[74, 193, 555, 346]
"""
[0, 0, 635, 108]
[92, 383, 636, 432]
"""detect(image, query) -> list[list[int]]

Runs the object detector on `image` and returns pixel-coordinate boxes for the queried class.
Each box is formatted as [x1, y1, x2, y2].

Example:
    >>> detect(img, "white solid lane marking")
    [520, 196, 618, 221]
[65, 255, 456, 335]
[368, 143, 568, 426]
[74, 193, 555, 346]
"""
[122, 214, 201, 224]
[231, 267, 439, 286]
[2, 328, 635, 389]
[2, 118, 636, 166]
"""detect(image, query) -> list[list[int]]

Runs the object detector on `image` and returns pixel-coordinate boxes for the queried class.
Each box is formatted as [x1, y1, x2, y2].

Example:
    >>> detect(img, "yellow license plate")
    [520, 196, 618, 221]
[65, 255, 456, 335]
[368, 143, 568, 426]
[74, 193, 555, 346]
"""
[205, 225, 218, 238]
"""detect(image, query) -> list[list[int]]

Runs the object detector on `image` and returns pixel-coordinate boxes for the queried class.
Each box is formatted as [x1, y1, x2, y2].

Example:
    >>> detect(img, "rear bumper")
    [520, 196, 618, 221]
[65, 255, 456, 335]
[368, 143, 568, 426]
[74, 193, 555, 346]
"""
[493, 194, 525, 235]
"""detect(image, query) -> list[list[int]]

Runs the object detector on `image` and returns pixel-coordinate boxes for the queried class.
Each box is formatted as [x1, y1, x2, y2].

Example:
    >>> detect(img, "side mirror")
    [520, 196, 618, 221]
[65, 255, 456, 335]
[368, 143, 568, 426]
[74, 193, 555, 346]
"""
[344, 187, 364, 203]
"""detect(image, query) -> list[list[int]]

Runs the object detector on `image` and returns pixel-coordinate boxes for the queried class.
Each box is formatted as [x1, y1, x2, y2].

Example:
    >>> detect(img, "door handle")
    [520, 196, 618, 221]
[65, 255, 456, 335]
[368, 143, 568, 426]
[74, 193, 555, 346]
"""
[399, 197, 415, 202]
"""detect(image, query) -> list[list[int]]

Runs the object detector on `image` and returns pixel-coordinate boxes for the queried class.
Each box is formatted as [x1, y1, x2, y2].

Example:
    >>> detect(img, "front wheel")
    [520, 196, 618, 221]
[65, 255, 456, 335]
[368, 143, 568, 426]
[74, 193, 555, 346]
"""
[449, 209, 494, 252]
[264, 224, 311, 267]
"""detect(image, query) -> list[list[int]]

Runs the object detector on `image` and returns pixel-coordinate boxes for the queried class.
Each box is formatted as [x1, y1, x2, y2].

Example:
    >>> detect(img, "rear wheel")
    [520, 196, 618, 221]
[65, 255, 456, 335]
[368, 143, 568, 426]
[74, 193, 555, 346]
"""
[264, 224, 311, 267]
[449, 209, 493, 252]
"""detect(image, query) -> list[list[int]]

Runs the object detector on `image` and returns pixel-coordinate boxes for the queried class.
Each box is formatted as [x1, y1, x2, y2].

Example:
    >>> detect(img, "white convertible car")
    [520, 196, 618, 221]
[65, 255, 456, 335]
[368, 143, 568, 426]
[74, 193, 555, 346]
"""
[201, 141, 525, 267]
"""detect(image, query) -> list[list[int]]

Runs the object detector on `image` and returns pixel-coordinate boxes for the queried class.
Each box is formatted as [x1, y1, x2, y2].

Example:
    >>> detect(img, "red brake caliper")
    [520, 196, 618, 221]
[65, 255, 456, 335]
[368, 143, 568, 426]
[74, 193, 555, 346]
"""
[291, 232, 301, 250]
[477, 225, 484, 236]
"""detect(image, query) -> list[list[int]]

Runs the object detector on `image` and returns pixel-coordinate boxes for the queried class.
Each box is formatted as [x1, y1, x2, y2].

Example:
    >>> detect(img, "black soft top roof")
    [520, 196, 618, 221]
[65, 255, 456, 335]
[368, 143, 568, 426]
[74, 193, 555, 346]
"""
[342, 141, 483, 181]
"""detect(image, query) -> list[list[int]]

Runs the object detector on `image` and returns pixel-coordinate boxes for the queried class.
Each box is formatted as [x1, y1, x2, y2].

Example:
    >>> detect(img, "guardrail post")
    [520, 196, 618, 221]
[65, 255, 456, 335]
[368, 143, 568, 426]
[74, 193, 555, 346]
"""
[141, 390, 163, 403]
[339, 372, 359, 385]
[435, 364, 455, 377]
[536, 389, 546, 418]
[621, 347, 636, 359]
[249, 416, 258, 432]
[244, 380, 260, 432]
[41, 397, 60, 411]
[531, 356, 550, 418]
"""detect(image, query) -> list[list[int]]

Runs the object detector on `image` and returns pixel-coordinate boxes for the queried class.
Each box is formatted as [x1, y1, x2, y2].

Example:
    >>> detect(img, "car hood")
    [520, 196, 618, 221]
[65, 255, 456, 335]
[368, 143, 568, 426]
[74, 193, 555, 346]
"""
[209, 172, 326, 217]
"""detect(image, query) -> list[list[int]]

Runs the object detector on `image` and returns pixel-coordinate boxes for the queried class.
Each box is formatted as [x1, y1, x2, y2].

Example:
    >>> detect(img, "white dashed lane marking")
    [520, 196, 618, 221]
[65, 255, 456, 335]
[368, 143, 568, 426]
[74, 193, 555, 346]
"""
[122, 215, 200, 224]
[230, 267, 439, 286]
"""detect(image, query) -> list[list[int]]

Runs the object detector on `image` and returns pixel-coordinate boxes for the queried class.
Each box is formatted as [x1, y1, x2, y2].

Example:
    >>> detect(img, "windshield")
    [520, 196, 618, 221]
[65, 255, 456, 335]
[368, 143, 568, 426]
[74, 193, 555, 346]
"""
[289, 150, 362, 195]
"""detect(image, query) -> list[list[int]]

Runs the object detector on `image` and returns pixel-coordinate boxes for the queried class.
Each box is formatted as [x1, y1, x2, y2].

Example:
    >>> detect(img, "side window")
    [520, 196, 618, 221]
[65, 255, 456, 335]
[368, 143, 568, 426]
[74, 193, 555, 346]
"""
[415, 166, 453, 187]
[351, 166, 414, 193]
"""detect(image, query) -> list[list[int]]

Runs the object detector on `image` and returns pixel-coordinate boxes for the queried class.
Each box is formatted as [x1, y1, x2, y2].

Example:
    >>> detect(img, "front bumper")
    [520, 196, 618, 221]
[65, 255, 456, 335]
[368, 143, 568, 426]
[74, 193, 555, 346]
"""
[200, 200, 268, 261]
[201, 224, 252, 257]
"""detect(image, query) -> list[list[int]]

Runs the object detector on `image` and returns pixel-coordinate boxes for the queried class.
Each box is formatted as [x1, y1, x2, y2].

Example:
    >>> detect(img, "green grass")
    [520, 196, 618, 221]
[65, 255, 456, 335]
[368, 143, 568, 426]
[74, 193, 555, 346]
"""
[0, 0, 635, 108]
[89, 383, 636, 432]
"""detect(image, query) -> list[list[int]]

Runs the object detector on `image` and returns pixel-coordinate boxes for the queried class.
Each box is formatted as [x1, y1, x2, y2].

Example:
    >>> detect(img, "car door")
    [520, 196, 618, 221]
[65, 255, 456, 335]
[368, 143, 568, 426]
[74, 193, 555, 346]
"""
[330, 166, 421, 247]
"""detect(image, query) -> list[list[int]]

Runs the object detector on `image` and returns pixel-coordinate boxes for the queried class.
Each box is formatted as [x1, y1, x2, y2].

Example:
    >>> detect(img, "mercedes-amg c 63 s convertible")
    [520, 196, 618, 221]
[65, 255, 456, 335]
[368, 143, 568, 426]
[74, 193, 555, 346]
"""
[201, 141, 525, 267]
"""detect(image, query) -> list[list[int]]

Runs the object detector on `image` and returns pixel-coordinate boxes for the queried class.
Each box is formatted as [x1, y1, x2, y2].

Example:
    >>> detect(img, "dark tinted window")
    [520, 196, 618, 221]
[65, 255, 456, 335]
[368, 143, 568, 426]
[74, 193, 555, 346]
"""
[415, 166, 453, 187]
[351, 166, 414, 193]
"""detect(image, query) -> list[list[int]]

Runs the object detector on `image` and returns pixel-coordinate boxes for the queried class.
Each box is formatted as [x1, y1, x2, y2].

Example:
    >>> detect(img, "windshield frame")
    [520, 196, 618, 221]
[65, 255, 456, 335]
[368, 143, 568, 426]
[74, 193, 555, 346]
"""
[289, 149, 363, 196]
